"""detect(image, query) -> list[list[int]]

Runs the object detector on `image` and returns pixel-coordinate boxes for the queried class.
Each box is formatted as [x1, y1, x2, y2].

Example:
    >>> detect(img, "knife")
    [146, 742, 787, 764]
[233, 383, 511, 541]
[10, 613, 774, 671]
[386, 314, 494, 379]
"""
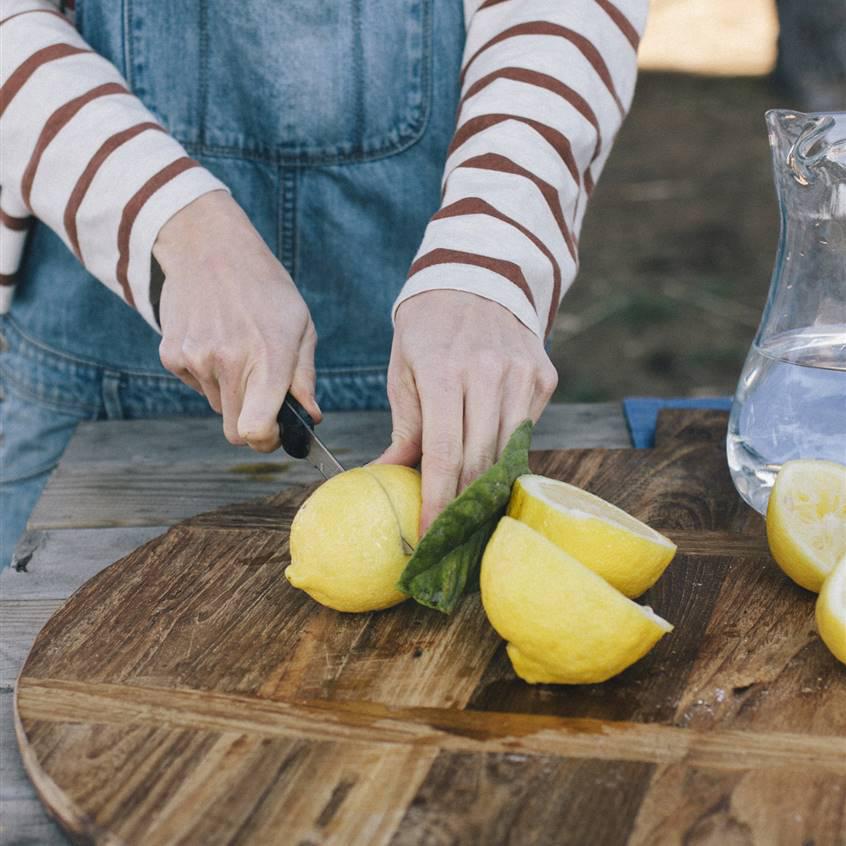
[277, 395, 345, 480]
[277, 395, 414, 554]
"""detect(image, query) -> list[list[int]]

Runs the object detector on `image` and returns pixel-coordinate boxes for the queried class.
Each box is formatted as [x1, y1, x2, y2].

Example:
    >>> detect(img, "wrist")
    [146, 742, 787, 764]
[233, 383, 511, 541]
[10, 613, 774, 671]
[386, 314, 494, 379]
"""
[153, 189, 244, 273]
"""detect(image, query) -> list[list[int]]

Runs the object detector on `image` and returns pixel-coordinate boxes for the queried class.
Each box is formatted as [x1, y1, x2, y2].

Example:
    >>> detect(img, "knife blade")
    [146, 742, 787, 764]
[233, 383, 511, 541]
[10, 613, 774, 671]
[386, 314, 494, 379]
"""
[277, 395, 414, 554]
[277, 395, 345, 480]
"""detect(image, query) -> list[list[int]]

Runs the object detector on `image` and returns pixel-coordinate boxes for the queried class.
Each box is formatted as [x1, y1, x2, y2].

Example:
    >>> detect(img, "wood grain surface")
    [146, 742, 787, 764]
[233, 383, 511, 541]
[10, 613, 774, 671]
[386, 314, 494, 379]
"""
[14, 411, 846, 845]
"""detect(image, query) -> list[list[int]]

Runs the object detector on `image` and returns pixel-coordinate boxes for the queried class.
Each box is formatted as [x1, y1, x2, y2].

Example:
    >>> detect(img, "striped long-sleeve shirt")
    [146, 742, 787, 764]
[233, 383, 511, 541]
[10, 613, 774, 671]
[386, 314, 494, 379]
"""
[0, 0, 647, 338]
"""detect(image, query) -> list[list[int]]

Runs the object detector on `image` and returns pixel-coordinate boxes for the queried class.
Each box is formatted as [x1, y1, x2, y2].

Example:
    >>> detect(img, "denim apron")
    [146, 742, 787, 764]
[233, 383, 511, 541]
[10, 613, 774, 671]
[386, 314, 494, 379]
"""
[0, 0, 464, 565]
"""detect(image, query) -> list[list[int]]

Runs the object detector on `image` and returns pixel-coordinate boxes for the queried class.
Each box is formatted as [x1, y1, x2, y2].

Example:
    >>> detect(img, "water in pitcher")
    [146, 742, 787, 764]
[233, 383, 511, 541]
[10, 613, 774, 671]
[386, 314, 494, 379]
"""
[727, 326, 846, 514]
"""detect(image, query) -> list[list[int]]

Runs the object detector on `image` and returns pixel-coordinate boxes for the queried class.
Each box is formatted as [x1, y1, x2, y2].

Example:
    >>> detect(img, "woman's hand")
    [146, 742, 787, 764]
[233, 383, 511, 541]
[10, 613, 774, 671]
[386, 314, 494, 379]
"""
[154, 190, 320, 451]
[376, 290, 558, 532]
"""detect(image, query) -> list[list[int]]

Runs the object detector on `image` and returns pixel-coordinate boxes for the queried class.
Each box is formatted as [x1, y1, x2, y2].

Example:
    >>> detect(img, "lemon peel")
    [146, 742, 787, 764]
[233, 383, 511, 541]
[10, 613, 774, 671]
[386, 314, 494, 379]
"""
[817, 554, 846, 665]
[481, 517, 672, 684]
[286, 465, 420, 612]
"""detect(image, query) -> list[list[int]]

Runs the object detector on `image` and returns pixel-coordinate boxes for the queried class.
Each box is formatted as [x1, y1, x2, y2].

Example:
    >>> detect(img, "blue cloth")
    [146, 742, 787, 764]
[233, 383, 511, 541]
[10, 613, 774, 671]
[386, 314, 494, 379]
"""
[1, 0, 466, 566]
[623, 396, 733, 448]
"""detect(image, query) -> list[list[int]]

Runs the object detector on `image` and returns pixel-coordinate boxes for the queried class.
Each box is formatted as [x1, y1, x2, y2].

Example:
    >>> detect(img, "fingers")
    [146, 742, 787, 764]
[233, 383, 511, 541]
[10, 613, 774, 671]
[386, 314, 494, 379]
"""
[237, 380, 284, 452]
[160, 337, 222, 410]
[199, 377, 223, 415]
[460, 373, 501, 491]
[497, 359, 538, 456]
[175, 367, 206, 397]
[419, 378, 464, 534]
[160, 321, 321, 453]
[375, 363, 422, 466]
[216, 371, 246, 445]
[288, 321, 321, 424]
[238, 322, 321, 453]
[530, 358, 558, 422]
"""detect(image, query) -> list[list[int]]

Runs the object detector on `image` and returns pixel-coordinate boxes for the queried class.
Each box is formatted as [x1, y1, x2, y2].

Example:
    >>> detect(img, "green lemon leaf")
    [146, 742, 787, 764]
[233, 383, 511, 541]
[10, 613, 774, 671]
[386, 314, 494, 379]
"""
[405, 517, 497, 613]
[398, 419, 532, 613]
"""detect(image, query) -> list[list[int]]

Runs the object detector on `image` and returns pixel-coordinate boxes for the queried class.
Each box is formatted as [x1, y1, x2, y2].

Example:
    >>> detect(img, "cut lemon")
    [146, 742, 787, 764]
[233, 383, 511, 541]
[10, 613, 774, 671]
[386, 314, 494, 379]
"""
[766, 459, 846, 593]
[507, 474, 676, 597]
[481, 517, 673, 684]
[816, 554, 846, 665]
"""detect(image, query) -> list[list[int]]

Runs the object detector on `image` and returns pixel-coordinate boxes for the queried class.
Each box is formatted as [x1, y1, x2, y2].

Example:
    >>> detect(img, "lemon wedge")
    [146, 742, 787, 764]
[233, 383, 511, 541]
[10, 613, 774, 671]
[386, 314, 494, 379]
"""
[817, 554, 846, 665]
[766, 459, 846, 593]
[481, 517, 673, 684]
[286, 465, 420, 612]
[507, 474, 676, 597]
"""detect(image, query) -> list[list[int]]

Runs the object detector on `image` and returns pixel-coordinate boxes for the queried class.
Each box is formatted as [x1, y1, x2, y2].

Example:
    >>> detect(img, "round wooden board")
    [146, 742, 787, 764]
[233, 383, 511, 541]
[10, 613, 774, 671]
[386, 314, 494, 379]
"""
[14, 480, 513, 846]
[15, 413, 846, 846]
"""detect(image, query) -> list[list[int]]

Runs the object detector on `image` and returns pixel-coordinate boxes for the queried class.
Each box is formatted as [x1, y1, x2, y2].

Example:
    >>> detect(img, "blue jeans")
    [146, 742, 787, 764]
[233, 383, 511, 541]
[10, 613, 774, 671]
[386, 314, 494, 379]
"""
[0, 316, 213, 567]
[1, 1, 464, 566]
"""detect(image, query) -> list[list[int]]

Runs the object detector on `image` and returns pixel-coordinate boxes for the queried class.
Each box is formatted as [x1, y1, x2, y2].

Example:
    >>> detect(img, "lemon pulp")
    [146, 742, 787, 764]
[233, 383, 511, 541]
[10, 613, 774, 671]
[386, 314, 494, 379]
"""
[766, 459, 846, 592]
[508, 475, 676, 597]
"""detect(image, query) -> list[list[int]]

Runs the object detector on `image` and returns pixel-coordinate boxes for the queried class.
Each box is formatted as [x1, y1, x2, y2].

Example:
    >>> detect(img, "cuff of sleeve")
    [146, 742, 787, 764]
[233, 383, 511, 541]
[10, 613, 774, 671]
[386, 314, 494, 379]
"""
[0, 284, 15, 314]
[392, 263, 543, 338]
[126, 169, 229, 331]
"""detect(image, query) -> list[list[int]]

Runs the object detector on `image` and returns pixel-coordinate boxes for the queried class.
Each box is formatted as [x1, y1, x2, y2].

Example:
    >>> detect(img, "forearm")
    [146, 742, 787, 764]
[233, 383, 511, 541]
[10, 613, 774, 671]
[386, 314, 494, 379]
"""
[395, 0, 649, 338]
[0, 0, 226, 327]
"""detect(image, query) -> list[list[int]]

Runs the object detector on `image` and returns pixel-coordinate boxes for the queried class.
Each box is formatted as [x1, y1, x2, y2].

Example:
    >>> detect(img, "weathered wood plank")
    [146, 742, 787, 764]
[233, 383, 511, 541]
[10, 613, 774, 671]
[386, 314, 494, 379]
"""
[629, 762, 846, 846]
[2, 528, 166, 600]
[17, 679, 846, 774]
[0, 691, 67, 846]
[0, 600, 63, 690]
[2, 528, 172, 844]
[58, 403, 629, 466]
[27, 464, 301, 530]
[28, 403, 629, 531]
[391, 753, 654, 846]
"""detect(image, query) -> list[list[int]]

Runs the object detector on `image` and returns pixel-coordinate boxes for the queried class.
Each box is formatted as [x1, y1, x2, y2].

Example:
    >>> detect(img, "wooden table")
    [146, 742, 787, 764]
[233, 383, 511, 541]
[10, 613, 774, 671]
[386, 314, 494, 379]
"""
[0, 402, 631, 845]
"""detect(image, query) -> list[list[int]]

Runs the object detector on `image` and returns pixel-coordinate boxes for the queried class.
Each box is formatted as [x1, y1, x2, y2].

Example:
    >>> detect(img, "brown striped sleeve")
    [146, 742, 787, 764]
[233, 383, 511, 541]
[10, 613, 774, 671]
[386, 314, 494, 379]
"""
[395, 0, 647, 338]
[0, 0, 228, 324]
[0, 43, 91, 117]
[460, 21, 626, 116]
[0, 206, 31, 231]
[20, 81, 128, 209]
[115, 157, 201, 307]
[410, 248, 537, 310]
[433, 197, 562, 336]
[63, 121, 165, 260]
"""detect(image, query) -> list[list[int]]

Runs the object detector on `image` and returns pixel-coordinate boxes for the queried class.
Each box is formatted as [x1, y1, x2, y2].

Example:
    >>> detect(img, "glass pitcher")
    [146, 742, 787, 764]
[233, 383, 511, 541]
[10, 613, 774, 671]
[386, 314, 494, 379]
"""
[727, 110, 846, 514]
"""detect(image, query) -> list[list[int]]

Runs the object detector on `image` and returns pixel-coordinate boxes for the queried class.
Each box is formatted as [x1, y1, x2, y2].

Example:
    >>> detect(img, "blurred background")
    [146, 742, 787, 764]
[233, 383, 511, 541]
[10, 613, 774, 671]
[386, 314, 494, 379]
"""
[551, 0, 843, 401]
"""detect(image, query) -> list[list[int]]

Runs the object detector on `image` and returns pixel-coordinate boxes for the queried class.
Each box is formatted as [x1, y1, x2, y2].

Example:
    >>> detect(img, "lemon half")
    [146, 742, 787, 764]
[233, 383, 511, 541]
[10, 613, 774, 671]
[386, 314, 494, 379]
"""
[767, 459, 846, 593]
[481, 517, 673, 684]
[817, 555, 846, 665]
[286, 465, 420, 612]
[507, 475, 677, 597]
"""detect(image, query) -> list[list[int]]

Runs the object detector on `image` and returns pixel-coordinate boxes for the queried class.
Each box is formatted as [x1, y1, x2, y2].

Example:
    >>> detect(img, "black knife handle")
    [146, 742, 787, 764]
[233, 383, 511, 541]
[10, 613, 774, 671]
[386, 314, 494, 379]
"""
[277, 395, 314, 459]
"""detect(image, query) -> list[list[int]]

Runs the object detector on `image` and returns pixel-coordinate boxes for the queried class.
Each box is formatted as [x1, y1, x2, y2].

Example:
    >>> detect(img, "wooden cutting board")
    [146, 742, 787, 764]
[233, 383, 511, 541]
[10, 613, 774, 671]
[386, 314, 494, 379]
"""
[14, 410, 846, 846]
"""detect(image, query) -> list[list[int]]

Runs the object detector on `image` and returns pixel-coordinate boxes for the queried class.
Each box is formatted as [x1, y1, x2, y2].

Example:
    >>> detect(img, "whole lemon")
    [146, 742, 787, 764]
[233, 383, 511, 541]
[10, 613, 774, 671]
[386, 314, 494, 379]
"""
[286, 465, 421, 612]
